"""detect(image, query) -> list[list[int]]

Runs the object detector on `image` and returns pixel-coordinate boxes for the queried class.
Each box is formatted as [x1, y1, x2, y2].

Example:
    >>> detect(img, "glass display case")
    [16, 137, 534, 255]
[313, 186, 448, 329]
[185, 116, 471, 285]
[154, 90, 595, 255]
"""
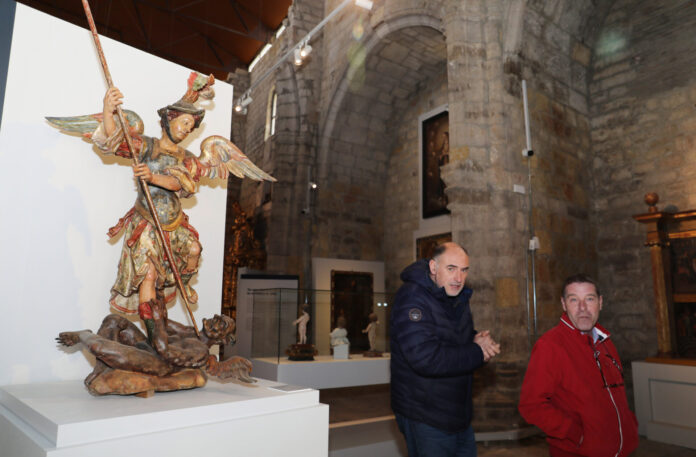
[249, 288, 393, 362]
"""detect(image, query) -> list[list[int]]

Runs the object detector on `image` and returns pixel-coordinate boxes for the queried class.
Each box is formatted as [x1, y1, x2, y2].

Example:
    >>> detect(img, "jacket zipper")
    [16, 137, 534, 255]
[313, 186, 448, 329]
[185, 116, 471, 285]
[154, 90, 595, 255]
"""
[599, 342, 623, 457]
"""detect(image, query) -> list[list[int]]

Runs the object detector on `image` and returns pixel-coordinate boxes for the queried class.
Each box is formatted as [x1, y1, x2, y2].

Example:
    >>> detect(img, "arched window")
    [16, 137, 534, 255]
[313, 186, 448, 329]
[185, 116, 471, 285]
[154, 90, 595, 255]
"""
[264, 86, 278, 140]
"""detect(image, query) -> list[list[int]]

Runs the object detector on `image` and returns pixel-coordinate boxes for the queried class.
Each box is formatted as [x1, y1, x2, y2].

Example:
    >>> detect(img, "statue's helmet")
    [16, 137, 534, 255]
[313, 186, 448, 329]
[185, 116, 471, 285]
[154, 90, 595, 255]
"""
[157, 72, 215, 134]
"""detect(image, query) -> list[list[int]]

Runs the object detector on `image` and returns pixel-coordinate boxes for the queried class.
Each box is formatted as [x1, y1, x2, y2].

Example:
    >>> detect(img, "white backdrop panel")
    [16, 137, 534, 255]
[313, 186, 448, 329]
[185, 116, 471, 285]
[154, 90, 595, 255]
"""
[0, 4, 233, 385]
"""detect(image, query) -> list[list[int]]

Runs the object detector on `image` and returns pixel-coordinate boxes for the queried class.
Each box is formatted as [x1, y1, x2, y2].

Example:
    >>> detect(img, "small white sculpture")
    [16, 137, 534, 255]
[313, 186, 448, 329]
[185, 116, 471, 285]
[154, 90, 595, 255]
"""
[293, 304, 310, 344]
[362, 312, 379, 352]
[330, 316, 350, 347]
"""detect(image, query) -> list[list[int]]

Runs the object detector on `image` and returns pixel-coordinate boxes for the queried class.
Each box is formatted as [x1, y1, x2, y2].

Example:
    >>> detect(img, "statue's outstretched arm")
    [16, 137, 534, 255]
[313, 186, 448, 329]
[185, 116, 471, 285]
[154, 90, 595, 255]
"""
[45, 87, 144, 159]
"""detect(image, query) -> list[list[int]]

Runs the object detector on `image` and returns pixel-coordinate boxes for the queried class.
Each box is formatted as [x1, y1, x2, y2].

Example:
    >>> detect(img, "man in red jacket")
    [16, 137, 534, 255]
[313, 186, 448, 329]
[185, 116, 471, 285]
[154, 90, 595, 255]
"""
[519, 274, 639, 457]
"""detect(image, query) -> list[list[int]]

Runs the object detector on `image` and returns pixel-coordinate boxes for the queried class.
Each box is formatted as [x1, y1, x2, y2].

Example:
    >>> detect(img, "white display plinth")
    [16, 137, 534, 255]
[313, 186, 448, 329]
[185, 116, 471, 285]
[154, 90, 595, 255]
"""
[633, 360, 696, 449]
[333, 345, 350, 360]
[252, 354, 390, 389]
[0, 378, 328, 457]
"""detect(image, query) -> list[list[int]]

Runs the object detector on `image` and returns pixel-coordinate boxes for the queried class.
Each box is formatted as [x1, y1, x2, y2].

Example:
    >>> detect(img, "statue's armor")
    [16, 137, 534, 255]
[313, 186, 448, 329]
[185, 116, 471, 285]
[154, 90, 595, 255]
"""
[134, 137, 187, 230]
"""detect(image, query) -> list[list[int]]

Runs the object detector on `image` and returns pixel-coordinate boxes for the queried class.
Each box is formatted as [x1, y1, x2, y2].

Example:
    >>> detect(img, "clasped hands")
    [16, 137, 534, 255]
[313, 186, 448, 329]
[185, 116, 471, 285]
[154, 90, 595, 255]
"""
[474, 330, 501, 362]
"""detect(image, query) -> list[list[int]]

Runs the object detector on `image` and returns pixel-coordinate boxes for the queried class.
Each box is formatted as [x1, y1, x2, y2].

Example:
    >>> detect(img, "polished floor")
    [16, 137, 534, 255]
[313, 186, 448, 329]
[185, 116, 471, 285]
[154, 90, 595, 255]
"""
[478, 435, 696, 457]
[322, 385, 696, 457]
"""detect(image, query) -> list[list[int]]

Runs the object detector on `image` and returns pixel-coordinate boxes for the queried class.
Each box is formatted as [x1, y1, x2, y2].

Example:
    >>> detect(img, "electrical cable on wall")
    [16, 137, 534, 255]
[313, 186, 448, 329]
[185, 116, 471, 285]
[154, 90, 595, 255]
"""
[522, 80, 540, 349]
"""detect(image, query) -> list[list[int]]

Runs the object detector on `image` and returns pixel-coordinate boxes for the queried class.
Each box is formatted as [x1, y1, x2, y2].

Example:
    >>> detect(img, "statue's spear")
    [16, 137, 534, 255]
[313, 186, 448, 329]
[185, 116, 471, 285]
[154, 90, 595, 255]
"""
[81, 0, 200, 337]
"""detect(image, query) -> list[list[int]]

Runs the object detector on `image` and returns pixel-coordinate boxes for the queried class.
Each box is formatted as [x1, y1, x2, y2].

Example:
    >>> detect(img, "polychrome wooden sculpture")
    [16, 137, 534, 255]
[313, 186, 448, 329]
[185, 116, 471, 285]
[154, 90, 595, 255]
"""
[49, 0, 273, 395]
[47, 76, 275, 330]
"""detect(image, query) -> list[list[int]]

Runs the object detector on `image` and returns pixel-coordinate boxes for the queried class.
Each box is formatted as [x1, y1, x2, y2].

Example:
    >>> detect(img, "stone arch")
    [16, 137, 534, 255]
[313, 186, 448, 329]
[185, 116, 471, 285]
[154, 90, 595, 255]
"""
[310, 11, 448, 261]
[318, 13, 445, 181]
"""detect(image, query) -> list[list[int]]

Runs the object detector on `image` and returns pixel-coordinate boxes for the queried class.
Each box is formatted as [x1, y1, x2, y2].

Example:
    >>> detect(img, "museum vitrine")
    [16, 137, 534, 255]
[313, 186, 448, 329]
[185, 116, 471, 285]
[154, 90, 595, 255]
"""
[249, 288, 393, 362]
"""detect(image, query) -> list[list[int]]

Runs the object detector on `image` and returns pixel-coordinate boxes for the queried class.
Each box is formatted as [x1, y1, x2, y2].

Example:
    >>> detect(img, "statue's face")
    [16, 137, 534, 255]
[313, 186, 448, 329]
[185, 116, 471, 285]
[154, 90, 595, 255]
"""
[203, 314, 236, 345]
[168, 113, 196, 143]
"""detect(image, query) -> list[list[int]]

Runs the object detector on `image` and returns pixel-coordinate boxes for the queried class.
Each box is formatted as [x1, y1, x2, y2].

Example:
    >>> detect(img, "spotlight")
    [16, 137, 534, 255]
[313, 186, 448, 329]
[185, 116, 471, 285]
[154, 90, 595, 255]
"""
[355, 0, 373, 10]
[294, 48, 303, 66]
[233, 91, 253, 115]
[309, 181, 318, 189]
[240, 92, 253, 107]
[300, 43, 312, 58]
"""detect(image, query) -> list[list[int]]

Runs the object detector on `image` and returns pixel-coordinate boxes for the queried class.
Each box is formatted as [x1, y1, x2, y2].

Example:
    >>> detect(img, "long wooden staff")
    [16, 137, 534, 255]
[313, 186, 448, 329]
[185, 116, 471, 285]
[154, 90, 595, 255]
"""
[81, 0, 200, 337]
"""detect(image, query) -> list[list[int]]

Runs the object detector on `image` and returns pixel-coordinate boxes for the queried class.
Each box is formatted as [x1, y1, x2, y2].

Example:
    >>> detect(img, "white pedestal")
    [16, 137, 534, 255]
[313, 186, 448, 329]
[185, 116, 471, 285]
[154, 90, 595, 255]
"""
[0, 378, 328, 457]
[333, 345, 350, 360]
[252, 354, 391, 389]
[633, 360, 696, 449]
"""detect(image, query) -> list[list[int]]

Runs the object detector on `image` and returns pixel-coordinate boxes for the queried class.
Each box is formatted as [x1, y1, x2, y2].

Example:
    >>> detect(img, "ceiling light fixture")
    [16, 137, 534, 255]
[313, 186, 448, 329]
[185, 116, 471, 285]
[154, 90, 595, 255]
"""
[300, 41, 312, 58]
[294, 48, 303, 66]
[234, 0, 373, 114]
[234, 91, 253, 114]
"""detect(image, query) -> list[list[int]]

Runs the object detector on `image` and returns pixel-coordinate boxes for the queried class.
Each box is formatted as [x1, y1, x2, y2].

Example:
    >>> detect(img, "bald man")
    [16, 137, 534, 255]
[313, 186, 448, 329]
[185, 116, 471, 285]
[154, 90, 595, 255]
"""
[390, 242, 500, 457]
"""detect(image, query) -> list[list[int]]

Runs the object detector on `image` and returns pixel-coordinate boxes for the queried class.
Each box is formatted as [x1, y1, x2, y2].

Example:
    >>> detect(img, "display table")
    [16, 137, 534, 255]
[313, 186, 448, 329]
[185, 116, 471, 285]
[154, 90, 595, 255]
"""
[633, 359, 696, 449]
[253, 354, 391, 389]
[0, 377, 328, 457]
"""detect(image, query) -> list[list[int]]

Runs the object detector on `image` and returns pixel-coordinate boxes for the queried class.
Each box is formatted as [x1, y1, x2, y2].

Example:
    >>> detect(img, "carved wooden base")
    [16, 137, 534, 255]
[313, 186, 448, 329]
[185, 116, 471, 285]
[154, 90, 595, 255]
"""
[86, 367, 207, 396]
[362, 350, 383, 358]
[286, 344, 317, 361]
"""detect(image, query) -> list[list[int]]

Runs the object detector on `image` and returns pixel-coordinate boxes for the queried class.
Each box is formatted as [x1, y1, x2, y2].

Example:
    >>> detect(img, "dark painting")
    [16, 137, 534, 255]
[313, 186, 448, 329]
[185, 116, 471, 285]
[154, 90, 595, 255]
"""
[422, 110, 450, 218]
[670, 237, 696, 357]
[331, 271, 374, 351]
[670, 237, 696, 295]
[416, 232, 452, 260]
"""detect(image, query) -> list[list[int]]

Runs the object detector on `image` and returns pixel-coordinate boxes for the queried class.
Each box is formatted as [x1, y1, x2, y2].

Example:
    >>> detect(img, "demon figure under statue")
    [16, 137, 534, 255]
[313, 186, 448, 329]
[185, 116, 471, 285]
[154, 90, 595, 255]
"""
[48, 73, 274, 395]
[57, 299, 254, 396]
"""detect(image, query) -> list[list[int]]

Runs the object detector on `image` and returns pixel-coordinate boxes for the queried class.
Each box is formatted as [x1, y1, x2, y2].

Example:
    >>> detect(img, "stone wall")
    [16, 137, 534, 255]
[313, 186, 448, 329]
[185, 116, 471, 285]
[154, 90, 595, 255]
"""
[384, 71, 448, 292]
[590, 0, 696, 364]
[506, 0, 599, 336]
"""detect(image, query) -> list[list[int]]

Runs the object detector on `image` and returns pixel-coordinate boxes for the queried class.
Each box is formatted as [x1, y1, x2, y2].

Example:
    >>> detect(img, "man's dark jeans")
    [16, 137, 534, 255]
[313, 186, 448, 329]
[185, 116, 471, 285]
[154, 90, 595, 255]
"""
[395, 413, 477, 457]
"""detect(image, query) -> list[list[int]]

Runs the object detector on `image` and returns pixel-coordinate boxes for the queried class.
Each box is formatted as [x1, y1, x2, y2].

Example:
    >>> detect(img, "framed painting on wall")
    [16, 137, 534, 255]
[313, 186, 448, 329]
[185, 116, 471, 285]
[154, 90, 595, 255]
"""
[331, 270, 374, 351]
[421, 109, 450, 219]
[416, 232, 452, 260]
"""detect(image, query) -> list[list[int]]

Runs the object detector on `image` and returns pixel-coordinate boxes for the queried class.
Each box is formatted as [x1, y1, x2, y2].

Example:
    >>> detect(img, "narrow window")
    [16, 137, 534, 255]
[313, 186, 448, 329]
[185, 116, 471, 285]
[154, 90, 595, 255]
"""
[264, 86, 278, 141]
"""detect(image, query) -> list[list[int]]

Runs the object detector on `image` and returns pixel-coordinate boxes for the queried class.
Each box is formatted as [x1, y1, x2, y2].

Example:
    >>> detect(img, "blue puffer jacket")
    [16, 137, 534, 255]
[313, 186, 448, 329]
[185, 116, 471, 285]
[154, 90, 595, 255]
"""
[390, 259, 484, 432]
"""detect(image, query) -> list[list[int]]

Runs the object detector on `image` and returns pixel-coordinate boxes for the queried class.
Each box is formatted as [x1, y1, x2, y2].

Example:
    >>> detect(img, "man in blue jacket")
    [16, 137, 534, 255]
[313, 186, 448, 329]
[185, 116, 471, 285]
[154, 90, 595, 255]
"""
[391, 242, 500, 457]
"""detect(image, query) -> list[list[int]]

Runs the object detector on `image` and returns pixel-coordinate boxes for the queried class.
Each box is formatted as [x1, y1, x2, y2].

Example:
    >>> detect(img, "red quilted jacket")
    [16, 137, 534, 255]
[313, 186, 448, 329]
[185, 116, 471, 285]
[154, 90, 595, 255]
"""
[519, 315, 639, 457]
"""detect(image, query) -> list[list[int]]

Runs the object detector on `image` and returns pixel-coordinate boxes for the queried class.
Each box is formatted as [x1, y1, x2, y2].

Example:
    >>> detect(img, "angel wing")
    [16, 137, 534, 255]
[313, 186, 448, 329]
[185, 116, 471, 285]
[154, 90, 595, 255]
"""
[196, 135, 276, 182]
[45, 110, 144, 138]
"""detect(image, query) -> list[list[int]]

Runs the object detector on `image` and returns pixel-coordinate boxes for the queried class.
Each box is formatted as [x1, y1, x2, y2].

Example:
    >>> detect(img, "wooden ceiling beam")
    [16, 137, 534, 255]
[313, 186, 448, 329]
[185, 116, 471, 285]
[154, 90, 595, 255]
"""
[131, 0, 272, 44]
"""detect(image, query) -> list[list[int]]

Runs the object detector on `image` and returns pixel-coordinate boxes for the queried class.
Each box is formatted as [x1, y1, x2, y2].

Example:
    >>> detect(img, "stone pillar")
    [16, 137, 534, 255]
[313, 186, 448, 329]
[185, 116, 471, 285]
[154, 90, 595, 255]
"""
[443, 0, 529, 431]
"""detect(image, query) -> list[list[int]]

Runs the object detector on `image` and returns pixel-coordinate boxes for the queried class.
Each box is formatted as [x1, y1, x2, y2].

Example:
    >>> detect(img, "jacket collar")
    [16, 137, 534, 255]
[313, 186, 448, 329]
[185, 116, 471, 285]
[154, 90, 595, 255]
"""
[559, 313, 610, 341]
[400, 259, 473, 305]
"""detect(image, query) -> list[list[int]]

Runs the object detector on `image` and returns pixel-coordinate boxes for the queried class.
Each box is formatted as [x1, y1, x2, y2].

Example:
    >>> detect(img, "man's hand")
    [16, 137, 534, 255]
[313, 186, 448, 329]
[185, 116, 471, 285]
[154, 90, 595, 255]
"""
[474, 330, 501, 362]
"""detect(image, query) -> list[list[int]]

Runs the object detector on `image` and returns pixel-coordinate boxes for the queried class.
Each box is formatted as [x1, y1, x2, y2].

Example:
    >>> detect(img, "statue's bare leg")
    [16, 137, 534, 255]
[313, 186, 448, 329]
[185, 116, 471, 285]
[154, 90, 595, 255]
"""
[181, 240, 201, 303]
[97, 313, 148, 346]
[57, 329, 172, 376]
[82, 314, 152, 385]
[182, 240, 201, 274]
[139, 258, 158, 305]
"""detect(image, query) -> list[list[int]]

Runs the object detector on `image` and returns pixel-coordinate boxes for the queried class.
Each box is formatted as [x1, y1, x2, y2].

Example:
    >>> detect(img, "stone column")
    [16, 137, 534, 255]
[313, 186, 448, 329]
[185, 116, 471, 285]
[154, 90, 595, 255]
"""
[443, 0, 529, 431]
